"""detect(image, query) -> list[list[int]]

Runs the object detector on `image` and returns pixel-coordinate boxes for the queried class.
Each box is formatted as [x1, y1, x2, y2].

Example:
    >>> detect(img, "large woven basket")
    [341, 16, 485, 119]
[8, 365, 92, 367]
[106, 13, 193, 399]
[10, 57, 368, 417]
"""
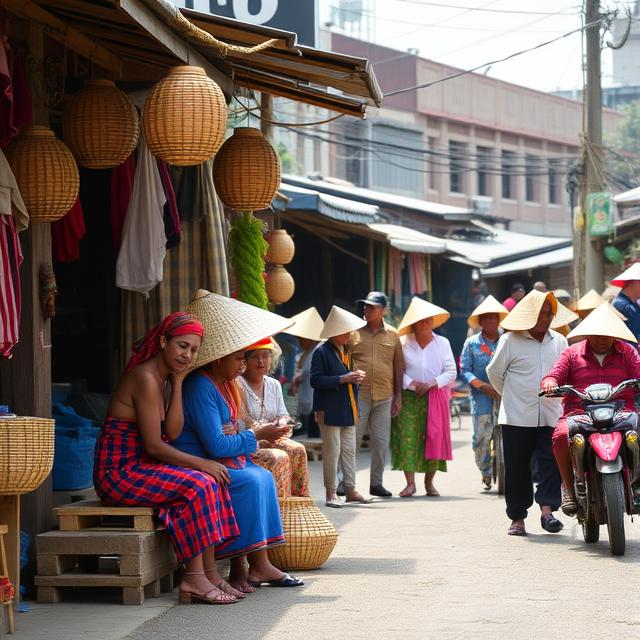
[213, 127, 281, 211]
[268, 497, 338, 570]
[6, 126, 79, 223]
[0, 417, 54, 495]
[63, 79, 139, 169]
[266, 264, 295, 305]
[142, 66, 227, 166]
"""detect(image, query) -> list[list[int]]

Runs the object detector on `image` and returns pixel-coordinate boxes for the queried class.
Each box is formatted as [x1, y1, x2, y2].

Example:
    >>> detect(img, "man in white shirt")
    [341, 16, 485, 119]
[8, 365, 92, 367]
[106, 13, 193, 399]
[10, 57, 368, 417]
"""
[487, 290, 567, 536]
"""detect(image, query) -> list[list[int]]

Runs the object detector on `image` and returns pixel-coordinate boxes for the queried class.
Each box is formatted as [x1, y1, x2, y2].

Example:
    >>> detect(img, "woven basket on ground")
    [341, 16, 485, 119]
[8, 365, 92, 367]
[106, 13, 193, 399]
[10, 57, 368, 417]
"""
[268, 497, 338, 571]
[266, 229, 295, 265]
[266, 264, 295, 305]
[63, 79, 139, 169]
[6, 126, 79, 223]
[0, 417, 54, 495]
[142, 66, 227, 166]
[213, 127, 281, 211]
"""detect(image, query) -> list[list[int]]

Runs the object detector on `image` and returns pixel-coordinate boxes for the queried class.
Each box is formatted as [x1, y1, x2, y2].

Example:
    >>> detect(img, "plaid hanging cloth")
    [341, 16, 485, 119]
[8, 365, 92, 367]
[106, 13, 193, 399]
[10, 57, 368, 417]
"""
[0, 213, 22, 358]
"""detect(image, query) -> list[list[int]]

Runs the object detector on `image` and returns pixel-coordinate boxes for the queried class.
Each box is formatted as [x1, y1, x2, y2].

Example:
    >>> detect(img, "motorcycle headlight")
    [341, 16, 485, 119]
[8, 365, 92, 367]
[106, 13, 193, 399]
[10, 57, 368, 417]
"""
[590, 406, 615, 423]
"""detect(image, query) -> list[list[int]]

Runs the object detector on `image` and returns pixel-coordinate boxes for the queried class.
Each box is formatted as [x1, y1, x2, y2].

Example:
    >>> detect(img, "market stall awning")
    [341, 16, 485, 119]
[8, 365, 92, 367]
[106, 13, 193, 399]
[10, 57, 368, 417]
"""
[20, 0, 381, 117]
[367, 224, 447, 255]
[614, 186, 640, 206]
[481, 246, 573, 276]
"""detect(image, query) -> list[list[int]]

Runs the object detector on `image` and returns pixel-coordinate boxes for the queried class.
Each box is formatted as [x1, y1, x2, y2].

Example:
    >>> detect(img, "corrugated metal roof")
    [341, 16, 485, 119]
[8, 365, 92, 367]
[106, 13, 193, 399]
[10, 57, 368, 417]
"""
[481, 246, 573, 276]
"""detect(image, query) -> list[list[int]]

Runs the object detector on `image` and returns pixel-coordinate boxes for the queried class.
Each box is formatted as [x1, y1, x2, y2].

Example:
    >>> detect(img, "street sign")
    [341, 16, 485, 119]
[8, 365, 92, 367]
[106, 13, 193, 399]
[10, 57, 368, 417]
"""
[172, 0, 318, 46]
[586, 192, 613, 237]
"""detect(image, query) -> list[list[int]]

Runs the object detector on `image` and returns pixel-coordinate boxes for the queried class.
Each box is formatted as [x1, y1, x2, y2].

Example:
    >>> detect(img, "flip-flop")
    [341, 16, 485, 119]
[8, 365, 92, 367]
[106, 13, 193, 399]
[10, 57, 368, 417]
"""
[399, 485, 416, 498]
[249, 573, 304, 588]
[178, 588, 238, 605]
[345, 496, 374, 504]
[425, 491, 441, 497]
[325, 497, 343, 508]
[507, 524, 527, 536]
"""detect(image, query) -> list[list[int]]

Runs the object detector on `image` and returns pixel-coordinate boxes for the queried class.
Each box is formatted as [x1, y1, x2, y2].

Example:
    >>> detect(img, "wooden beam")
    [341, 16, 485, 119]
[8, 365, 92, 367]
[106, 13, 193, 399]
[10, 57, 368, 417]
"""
[3, 0, 123, 76]
[115, 0, 232, 94]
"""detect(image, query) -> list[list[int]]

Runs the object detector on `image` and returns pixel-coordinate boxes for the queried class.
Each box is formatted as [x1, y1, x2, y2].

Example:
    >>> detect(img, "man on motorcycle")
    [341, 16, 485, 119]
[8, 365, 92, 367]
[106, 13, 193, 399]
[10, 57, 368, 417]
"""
[540, 302, 640, 516]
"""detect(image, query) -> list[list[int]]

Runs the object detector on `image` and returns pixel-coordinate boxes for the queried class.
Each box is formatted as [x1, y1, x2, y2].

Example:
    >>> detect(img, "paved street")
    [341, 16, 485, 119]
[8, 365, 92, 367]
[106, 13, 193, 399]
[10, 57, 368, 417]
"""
[14, 416, 640, 639]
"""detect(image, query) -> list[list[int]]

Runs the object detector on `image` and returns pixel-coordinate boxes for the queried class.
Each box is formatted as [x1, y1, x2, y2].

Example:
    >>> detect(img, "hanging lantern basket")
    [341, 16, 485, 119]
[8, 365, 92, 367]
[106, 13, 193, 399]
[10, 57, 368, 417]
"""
[266, 264, 295, 305]
[63, 79, 139, 169]
[142, 66, 227, 166]
[266, 229, 295, 265]
[7, 126, 79, 223]
[213, 127, 281, 211]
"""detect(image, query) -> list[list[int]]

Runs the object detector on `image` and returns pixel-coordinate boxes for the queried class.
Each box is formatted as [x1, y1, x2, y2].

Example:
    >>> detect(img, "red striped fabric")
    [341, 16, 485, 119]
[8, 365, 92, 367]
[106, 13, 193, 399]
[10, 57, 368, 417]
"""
[0, 214, 22, 358]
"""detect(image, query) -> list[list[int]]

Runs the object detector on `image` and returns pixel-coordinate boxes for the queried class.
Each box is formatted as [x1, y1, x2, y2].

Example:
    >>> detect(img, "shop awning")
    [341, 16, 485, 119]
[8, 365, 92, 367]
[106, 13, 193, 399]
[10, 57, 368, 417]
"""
[481, 245, 573, 277]
[614, 186, 640, 206]
[18, 0, 381, 118]
[367, 224, 447, 255]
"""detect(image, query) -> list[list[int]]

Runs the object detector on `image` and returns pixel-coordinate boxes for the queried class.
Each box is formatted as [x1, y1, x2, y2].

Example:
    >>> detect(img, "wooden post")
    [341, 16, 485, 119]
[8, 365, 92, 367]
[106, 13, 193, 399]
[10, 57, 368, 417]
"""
[260, 93, 273, 142]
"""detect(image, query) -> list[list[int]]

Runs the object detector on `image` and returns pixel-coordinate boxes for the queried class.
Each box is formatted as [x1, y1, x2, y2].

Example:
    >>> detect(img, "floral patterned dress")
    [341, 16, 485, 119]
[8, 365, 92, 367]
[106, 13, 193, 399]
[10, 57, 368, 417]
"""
[238, 376, 310, 497]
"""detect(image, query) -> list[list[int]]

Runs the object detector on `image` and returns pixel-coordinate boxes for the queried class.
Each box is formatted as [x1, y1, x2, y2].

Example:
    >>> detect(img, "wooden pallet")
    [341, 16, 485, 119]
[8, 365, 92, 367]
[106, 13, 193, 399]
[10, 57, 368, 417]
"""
[295, 437, 323, 462]
[54, 501, 161, 532]
[35, 530, 177, 605]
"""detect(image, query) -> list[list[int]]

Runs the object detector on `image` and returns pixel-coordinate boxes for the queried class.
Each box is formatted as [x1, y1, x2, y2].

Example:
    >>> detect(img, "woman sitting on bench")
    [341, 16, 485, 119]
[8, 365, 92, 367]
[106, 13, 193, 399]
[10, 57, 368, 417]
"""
[93, 312, 243, 605]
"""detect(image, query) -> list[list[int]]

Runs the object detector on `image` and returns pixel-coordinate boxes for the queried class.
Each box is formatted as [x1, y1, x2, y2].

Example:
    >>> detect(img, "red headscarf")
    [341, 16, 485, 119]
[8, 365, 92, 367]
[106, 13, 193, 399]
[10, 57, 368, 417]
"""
[124, 312, 204, 374]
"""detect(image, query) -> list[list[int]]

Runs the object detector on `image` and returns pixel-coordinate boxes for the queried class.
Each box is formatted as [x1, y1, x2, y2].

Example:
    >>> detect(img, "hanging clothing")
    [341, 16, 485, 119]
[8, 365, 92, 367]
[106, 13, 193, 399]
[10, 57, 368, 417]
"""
[110, 152, 136, 250]
[156, 159, 181, 248]
[0, 148, 27, 231]
[176, 373, 285, 559]
[0, 212, 22, 357]
[51, 197, 86, 262]
[169, 165, 199, 221]
[116, 139, 167, 297]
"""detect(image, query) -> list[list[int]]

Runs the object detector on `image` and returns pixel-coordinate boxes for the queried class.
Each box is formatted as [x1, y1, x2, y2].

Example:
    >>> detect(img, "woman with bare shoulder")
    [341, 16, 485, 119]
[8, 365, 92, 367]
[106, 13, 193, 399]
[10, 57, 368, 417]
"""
[93, 311, 243, 605]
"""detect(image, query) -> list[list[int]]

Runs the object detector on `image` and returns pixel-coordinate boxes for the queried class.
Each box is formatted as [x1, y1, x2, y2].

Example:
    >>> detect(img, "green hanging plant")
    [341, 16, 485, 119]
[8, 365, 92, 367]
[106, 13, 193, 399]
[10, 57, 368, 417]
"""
[604, 245, 624, 265]
[228, 210, 269, 309]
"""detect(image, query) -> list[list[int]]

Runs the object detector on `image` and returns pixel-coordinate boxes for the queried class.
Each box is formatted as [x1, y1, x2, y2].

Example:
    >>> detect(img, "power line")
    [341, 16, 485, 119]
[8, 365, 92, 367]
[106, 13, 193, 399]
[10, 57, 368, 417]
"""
[386, 0, 581, 15]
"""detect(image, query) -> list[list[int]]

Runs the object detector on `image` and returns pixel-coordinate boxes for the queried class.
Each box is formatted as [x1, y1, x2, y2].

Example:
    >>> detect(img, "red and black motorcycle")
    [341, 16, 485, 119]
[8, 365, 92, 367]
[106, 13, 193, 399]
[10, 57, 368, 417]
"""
[540, 379, 640, 556]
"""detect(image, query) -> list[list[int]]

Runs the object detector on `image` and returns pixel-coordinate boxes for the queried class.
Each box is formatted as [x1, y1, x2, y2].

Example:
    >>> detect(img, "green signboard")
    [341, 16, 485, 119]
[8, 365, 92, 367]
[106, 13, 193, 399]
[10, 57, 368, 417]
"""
[587, 192, 613, 237]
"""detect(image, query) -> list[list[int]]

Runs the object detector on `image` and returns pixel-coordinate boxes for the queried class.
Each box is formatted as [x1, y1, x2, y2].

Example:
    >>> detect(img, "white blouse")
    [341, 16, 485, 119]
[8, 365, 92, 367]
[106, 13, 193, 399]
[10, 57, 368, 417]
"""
[238, 375, 289, 423]
[401, 333, 457, 390]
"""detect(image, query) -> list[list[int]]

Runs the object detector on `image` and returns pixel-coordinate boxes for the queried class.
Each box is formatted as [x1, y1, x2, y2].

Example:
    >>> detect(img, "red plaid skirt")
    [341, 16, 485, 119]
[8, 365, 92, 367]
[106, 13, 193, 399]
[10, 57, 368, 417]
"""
[94, 417, 239, 563]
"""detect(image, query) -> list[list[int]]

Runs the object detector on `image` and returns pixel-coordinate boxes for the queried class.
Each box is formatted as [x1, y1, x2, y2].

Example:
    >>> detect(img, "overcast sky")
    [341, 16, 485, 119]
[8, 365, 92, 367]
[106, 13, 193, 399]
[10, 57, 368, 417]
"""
[320, 0, 618, 94]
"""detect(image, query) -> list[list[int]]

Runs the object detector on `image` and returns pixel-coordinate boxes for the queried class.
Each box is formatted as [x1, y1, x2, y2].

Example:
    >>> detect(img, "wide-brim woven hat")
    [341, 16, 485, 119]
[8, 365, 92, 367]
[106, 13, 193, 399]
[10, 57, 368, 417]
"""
[281, 307, 324, 341]
[500, 290, 558, 332]
[397, 297, 450, 336]
[467, 295, 509, 329]
[320, 305, 366, 340]
[610, 262, 640, 286]
[186, 289, 293, 368]
[550, 301, 579, 330]
[573, 289, 605, 312]
[567, 302, 637, 343]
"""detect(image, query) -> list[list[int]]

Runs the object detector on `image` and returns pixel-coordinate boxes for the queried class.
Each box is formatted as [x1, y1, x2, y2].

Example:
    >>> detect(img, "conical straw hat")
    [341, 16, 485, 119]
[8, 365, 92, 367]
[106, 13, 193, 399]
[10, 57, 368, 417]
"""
[550, 301, 579, 330]
[467, 295, 509, 329]
[397, 297, 450, 336]
[320, 306, 366, 340]
[567, 302, 637, 343]
[281, 307, 324, 341]
[186, 289, 293, 368]
[610, 262, 640, 286]
[500, 290, 558, 332]
[574, 289, 605, 312]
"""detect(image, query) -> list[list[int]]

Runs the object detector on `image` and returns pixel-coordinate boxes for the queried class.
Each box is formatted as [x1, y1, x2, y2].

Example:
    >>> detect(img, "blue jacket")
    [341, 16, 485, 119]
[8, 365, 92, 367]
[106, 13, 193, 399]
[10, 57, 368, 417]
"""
[613, 292, 640, 341]
[310, 341, 359, 427]
[460, 332, 499, 416]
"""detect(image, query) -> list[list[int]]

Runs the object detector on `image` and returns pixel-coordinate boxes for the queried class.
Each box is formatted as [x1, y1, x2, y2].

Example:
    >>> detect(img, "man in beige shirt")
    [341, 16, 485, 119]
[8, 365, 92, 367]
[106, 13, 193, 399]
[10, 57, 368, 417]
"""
[348, 292, 404, 497]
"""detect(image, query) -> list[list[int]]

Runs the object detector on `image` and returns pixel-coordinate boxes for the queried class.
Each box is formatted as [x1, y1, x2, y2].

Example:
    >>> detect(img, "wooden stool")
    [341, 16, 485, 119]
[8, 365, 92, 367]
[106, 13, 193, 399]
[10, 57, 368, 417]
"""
[0, 524, 15, 634]
[296, 437, 323, 462]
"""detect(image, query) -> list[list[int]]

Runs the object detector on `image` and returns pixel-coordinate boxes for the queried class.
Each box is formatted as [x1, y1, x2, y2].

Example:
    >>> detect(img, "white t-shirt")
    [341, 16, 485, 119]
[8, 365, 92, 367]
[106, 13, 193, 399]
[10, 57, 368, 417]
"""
[238, 375, 289, 424]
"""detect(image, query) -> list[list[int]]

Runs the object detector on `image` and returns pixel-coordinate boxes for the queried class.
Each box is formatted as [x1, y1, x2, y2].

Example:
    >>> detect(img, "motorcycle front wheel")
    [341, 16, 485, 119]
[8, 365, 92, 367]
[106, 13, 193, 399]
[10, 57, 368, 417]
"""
[602, 472, 626, 556]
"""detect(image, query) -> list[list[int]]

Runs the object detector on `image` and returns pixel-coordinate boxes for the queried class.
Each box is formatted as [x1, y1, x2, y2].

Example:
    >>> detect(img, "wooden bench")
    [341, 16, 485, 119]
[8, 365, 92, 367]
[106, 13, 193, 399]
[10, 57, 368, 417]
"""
[295, 437, 323, 462]
[54, 501, 162, 532]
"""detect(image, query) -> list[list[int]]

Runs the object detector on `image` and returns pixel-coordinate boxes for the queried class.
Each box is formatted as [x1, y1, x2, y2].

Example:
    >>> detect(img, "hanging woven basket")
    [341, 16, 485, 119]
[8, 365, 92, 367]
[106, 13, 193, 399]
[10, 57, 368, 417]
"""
[141, 66, 227, 166]
[268, 497, 338, 571]
[266, 229, 295, 265]
[7, 126, 79, 223]
[266, 264, 294, 304]
[63, 79, 139, 169]
[0, 417, 55, 495]
[213, 127, 281, 211]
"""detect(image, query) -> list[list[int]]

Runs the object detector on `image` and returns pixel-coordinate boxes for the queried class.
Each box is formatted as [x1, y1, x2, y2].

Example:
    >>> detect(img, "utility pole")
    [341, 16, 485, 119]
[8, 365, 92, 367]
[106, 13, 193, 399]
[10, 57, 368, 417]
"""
[580, 0, 605, 293]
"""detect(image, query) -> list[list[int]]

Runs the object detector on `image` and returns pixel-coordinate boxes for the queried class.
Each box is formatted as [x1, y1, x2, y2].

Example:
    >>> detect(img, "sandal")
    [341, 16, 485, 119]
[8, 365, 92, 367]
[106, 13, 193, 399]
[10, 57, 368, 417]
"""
[228, 581, 256, 594]
[399, 484, 416, 498]
[249, 573, 304, 588]
[204, 572, 246, 598]
[178, 587, 238, 605]
[507, 523, 526, 536]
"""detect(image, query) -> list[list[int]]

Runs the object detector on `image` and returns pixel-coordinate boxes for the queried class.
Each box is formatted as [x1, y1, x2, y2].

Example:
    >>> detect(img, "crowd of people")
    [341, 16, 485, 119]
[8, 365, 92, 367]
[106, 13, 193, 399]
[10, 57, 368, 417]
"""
[92, 262, 640, 605]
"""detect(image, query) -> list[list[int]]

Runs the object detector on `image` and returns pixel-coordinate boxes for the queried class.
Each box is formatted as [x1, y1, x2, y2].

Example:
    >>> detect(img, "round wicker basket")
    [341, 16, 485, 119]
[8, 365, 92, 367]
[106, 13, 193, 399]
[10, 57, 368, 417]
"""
[213, 127, 281, 211]
[141, 66, 227, 166]
[268, 497, 338, 571]
[266, 264, 294, 304]
[63, 79, 139, 169]
[266, 229, 295, 265]
[0, 417, 55, 495]
[6, 126, 79, 223]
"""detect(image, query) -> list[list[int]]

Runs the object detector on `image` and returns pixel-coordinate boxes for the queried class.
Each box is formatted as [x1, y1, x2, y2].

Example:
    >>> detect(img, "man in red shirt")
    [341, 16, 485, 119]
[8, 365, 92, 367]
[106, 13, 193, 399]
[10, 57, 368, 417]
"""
[541, 302, 640, 516]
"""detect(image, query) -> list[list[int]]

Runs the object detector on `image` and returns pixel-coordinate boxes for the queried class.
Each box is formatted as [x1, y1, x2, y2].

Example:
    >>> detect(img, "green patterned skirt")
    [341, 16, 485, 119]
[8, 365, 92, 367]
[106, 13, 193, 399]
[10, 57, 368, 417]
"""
[391, 389, 447, 473]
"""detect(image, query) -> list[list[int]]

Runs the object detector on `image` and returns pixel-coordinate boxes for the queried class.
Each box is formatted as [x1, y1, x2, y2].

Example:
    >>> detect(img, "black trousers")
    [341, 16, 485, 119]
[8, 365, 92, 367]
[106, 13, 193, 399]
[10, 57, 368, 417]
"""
[501, 425, 561, 520]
